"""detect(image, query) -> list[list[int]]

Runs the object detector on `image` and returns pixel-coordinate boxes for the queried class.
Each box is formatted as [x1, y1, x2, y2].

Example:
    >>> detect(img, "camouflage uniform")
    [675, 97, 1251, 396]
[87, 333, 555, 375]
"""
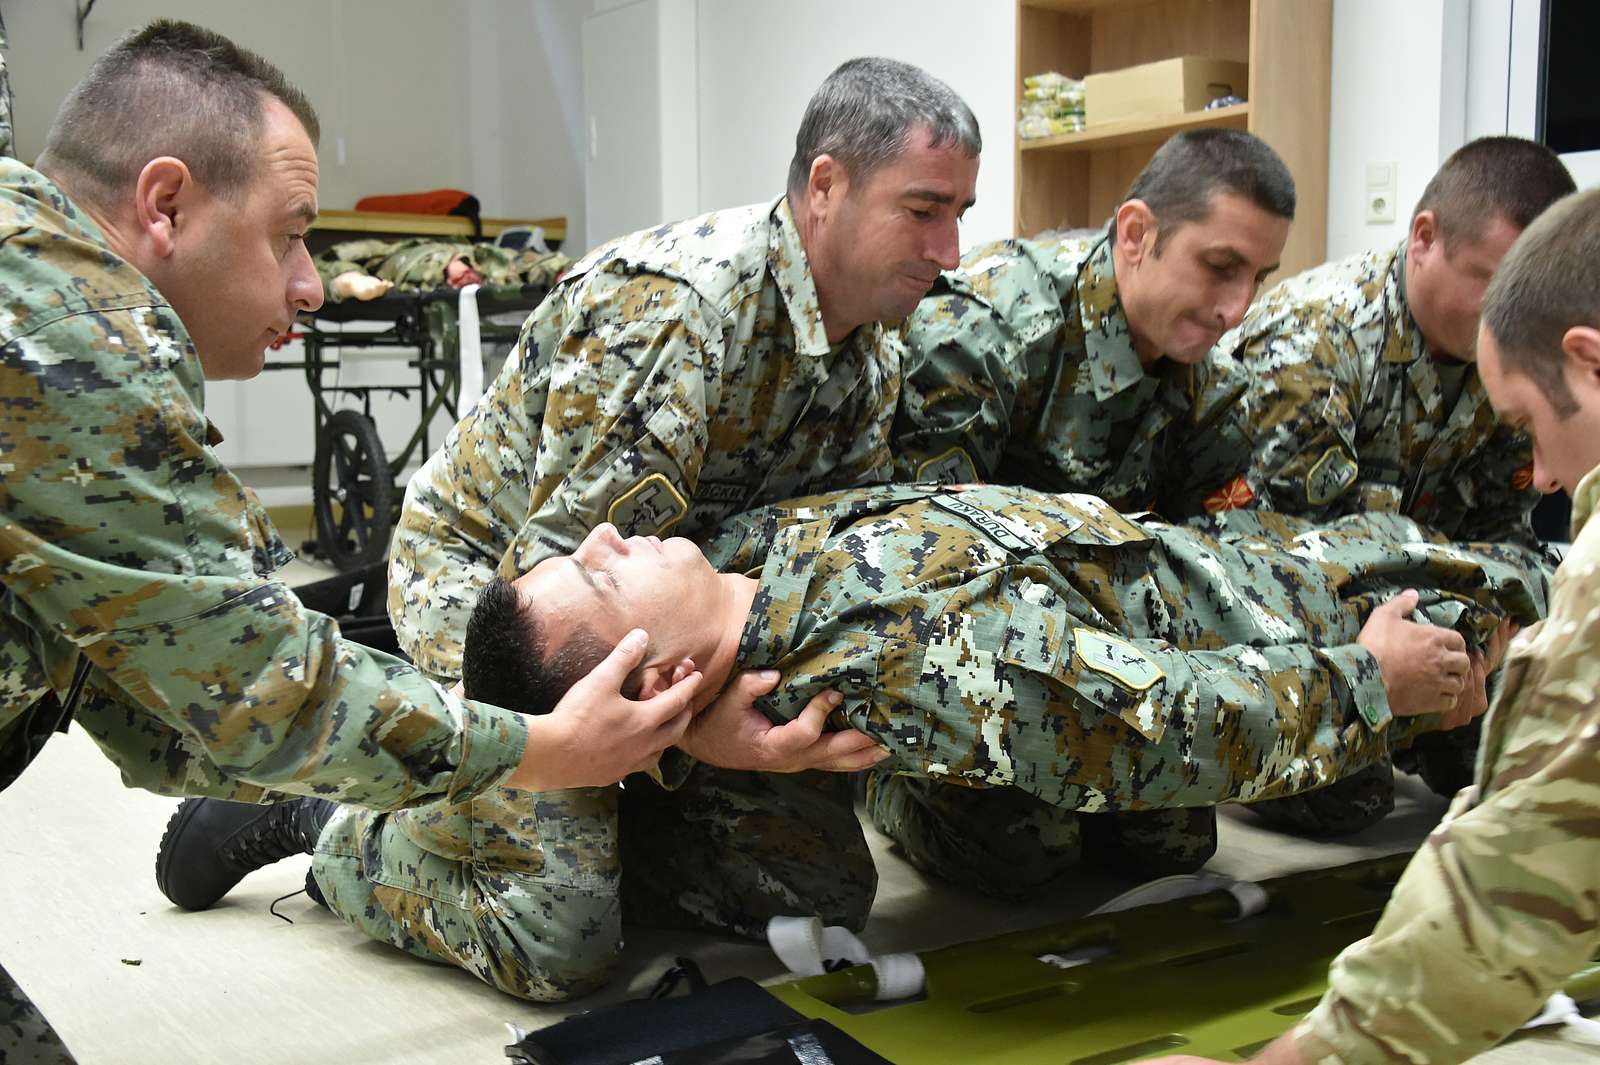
[317, 198, 898, 1001]
[0, 33, 12, 162]
[313, 237, 569, 301]
[1, 962, 73, 1065]
[0, 163, 536, 1059]
[894, 231, 1195, 509]
[705, 484, 1541, 812]
[1291, 463, 1600, 1064]
[1168, 243, 1553, 834]
[882, 231, 1209, 893]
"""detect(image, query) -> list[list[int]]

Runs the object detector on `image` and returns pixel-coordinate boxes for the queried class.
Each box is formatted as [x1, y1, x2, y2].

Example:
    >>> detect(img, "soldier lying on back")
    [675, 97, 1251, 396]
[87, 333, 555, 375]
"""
[154, 483, 1533, 1004]
[467, 485, 1536, 812]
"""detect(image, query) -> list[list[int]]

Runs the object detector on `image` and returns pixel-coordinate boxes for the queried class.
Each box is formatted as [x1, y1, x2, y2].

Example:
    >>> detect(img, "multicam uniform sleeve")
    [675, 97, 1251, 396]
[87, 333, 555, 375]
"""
[0, 313, 527, 809]
[1292, 534, 1600, 1065]
[389, 270, 721, 679]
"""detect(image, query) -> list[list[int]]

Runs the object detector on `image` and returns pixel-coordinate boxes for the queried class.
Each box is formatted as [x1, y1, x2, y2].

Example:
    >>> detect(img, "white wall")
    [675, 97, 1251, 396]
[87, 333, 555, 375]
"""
[582, 0, 666, 248]
[6, 0, 585, 225]
[5, 1, 585, 498]
[1325, 0, 1470, 259]
[692, 0, 1015, 248]
[581, 0, 1015, 250]
[467, 1, 591, 250]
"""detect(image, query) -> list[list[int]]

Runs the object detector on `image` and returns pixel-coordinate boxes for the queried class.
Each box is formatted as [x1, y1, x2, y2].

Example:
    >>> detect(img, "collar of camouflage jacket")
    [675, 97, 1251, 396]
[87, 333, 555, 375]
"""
[1572, 463, 1600, 542]
[1381, 240, 1432, 366]
[1, 161, 208, 425]
[1075, 235, 1148, 402]
[768, 196, 836, 362]
[727, 485, 949, 670]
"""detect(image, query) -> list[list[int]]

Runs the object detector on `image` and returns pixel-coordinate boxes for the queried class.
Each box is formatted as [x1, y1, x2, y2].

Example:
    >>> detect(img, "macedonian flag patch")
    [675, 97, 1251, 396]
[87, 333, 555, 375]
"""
[1204, 474, 1256, 514]
[1512, 462, 1535, 491]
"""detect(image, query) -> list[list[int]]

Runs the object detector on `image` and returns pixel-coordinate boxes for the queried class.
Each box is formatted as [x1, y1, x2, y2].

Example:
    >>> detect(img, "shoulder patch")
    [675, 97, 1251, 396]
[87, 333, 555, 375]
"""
[1073, 628, 1163, 691]
[1512, 462, 1534, 492]
[914, 446, 978, 485]
[1306, 446, 1359, 506]
[606, 472, 689, 536]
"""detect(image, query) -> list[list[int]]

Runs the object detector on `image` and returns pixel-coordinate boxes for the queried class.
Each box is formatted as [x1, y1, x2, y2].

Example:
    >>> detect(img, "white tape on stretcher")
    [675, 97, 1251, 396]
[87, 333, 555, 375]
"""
[1522, 992, 1600, 1044]
[767, 915, 925, 1001]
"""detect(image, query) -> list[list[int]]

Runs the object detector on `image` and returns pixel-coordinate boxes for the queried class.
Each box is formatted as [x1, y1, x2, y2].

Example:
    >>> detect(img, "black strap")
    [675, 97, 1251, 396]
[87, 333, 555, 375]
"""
[56, 654, 92, 732]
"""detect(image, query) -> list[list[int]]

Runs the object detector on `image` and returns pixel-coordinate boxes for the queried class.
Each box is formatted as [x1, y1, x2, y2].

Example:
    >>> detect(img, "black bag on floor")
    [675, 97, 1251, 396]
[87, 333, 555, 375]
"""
[505, 958, 892, 1065]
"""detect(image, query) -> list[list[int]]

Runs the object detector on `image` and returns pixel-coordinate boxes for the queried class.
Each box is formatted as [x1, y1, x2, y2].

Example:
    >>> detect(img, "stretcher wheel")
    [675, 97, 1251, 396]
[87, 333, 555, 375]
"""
[313, 409, 395, 571]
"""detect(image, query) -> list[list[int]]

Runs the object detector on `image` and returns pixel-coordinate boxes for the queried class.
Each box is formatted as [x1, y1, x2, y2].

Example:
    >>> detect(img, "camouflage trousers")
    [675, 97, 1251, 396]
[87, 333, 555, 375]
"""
[0, 961, 75, 1065]
[866, 773, 1217, 901]
[1244, 718, 1484, 836]
[1241, 759, 1396, 836]
[311, 765, 874, 1002]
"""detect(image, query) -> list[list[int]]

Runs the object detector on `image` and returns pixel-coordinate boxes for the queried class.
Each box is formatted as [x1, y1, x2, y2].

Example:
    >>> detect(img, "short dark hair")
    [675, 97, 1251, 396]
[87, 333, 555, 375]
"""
[36, 19, 320, 207]
[787, 57, 980, 201]
[1414, 136, 1575, 247]
[1481, 188, 1600, 418]
[462, 577, 612, 716]
[1123, 129, 1296, 252]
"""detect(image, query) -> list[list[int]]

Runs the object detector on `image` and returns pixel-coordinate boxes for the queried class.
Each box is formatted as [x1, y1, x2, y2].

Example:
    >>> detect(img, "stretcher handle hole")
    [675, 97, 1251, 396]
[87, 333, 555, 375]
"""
[966, 983, 1074, 1014]
[1069, 1034, 1189, 1064]
[1164, 941, 1251, 967]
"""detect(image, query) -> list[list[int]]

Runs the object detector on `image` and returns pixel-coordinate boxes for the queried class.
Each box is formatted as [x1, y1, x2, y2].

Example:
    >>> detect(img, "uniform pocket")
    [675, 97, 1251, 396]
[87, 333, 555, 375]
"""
[997, 593, 1169, 744]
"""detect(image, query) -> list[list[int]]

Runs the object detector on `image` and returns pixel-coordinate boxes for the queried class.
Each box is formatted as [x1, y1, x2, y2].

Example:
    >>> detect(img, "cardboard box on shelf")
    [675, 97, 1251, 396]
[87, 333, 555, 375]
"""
[1084, 56, 1248, 126]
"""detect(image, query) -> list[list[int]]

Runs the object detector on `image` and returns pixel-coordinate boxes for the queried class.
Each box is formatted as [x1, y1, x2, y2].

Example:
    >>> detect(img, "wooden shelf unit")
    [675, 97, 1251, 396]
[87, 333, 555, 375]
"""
[1014, 0, 1331, 279]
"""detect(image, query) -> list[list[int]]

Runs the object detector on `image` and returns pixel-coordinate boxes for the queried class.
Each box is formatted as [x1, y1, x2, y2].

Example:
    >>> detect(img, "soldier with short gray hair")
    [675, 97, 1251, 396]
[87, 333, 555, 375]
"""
[159, 56, 983, 1002]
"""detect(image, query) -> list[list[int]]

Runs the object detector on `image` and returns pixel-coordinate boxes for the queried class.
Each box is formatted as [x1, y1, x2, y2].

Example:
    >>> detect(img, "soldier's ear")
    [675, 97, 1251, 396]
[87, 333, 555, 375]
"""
[1409, 209, 1440, 258]
[633, 664, 667, 701]
[1114, 199, 1156, 265]
[807, 154, 849, 215]
[635, 656, 697, 701]
[132, 156, 193, 259]
[1561, 325, 1600, 397]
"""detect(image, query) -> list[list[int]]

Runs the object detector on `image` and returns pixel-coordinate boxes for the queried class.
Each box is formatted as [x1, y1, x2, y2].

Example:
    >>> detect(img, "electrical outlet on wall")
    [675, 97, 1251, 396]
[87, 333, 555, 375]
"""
[1366, 161, 1397, 224]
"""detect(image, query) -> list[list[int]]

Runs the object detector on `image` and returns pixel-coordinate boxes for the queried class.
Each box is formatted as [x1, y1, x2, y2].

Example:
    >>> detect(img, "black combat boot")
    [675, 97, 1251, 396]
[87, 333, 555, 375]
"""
[155, 797, 336, 911]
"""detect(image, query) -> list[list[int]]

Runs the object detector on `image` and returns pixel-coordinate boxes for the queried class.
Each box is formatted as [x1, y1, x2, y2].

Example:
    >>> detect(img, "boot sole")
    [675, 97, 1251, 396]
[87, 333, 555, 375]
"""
[155, 800, 215, 911]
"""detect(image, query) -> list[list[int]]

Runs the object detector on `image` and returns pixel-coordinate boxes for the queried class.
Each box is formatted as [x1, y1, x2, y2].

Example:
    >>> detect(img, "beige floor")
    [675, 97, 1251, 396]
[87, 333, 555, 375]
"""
[6, 728, 1597, 1064]
[3, 550, 1590, 1063]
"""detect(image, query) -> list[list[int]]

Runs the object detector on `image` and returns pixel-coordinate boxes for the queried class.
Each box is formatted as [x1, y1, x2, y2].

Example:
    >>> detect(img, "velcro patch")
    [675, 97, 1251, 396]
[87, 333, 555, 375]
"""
[914, 446, 978, 485]
[1305, 446, 1359, 506]
[606, 472, 689, 535]
[1073, 628, 1163, 692]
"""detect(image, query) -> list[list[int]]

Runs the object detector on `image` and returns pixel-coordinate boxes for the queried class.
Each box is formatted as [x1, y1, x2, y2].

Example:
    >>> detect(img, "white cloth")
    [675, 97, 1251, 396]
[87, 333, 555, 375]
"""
[457, 283, 484, 418]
